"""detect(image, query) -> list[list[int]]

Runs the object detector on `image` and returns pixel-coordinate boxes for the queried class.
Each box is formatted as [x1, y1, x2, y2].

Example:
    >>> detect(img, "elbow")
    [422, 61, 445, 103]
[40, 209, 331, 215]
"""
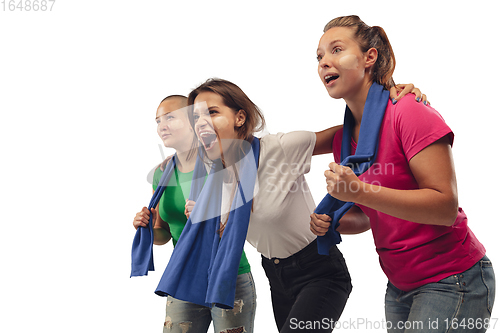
[153, 238, 170, 246]
[440, 197, 459, 227]
[441, 211, 458, 227]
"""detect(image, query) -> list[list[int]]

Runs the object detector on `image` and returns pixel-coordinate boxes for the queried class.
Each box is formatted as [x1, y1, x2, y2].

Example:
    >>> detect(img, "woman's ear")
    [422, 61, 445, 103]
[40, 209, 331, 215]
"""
[364, 47, 378, 69]
[235, 109, 247, 128]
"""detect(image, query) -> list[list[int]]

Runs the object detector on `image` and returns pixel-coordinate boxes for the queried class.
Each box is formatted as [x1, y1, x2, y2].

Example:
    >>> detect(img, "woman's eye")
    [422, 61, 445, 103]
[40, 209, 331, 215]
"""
[317, 54, 323, 62]
[333, 47, 341, 54]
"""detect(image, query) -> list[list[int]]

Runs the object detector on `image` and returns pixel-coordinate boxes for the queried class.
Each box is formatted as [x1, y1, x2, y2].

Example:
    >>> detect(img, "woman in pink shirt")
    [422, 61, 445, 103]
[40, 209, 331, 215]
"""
[311, 15, 495, 333]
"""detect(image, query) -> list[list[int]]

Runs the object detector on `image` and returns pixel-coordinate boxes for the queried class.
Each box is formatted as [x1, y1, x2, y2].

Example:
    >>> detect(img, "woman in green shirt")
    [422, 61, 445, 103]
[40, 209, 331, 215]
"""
[133, 95, 256, 333]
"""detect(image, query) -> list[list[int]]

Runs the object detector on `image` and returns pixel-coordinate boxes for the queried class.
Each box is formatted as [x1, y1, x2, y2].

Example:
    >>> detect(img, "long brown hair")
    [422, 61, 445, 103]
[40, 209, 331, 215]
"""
[323, 15, 396, 90]
[187, 78, 265, 141]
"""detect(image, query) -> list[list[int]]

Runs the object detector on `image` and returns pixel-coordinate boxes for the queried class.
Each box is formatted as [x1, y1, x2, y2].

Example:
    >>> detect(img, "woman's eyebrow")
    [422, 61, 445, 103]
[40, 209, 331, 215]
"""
[317, 39, 343, 53]
[155, 112, 170, 120]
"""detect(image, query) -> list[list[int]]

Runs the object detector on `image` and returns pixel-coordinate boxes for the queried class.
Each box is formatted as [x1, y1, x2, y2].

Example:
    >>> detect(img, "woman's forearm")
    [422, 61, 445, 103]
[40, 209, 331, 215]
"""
[354, 184, 458, 226]
[313, 125, 343, 156]
[337, 205, 371, 234]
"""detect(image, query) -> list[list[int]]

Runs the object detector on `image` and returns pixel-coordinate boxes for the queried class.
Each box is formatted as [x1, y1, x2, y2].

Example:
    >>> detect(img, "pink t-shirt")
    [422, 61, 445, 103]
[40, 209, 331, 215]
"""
[333, 94, 485, 291]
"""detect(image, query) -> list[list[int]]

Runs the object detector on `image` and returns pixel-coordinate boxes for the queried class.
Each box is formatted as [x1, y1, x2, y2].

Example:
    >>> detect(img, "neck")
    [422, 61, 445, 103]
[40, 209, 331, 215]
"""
[344, 80, 373, 126]
[220, 136, 250, 176]
[221, 145, 238, 172]
[175, 147, 196, 173]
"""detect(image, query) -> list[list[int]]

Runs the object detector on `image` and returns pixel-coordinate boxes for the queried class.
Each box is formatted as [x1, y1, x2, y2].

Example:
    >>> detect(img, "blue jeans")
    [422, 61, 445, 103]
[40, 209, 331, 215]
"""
[385, 256, 495, 333]
[162, 272, 256, 333]
[262, 241, 352, 332]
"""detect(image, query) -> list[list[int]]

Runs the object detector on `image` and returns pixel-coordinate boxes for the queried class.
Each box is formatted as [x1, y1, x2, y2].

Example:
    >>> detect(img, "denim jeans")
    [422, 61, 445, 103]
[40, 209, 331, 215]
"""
[162, 272, 256, 333]
[262, 241, 352, 333]
[385, 256, 495, 333]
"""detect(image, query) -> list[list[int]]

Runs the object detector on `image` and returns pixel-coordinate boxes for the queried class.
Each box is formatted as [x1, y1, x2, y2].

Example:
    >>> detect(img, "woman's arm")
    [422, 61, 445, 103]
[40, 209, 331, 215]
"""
[310, 205, 370, 236]
[336, 205, 371, 234]
[132, 190, 172, 245]
[132, 206, 172, 245]
[313, 125, 343, 156]
[153, 209, 172, 245]
[324, 136, 458, 226]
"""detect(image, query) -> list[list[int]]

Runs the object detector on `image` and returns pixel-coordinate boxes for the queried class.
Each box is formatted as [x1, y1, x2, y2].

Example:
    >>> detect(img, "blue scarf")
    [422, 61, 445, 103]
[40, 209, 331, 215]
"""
[315, 82, 389, 255]
[130, 153, 207, 277]
[155, 137, 260, 309]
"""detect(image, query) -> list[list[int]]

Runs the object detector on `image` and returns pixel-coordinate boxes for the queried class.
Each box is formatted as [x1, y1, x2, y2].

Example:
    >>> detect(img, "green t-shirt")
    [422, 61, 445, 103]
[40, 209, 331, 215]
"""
[153, 166, 250, 275]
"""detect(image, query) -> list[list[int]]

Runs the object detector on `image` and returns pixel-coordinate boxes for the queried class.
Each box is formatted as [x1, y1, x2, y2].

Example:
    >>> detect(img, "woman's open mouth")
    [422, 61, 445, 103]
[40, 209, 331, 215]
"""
[324, 74, 339, 86]
[199, 131, 218, 150]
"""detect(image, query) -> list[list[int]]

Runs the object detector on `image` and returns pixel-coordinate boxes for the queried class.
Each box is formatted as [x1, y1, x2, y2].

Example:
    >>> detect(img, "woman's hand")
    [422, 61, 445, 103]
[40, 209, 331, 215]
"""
[310, 213, 332, 236]
[390, 83, 429, 105]
[185, 200, 196, 219]
[310, 206, 371, 236]
[133, 207, 156, 230]
[324, 162, 364, 203]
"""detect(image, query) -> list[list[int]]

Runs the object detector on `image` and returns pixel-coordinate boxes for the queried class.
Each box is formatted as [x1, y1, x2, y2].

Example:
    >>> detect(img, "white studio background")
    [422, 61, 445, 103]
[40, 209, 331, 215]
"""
[1, 1, 498, 332]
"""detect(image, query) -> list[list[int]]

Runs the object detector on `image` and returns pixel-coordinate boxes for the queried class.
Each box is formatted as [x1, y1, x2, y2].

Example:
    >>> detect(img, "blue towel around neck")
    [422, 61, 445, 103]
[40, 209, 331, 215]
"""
[155, 137, 260, 309]
[315, 82, 390, 255]
[130, 153, 207, 277]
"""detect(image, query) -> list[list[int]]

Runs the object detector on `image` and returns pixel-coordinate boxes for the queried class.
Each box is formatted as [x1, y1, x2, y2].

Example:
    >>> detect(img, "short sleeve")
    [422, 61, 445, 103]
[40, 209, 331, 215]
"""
[152, 166, 163, 191]
[393, 96, 454, 161]
[276, 131, 316, 174]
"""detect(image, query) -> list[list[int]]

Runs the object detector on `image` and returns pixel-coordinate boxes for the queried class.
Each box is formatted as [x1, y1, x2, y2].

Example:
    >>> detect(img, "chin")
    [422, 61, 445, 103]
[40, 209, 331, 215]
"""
[324, 85, 340, 99]
[206, 149, 221, 161]
[327, 90, 343, 100]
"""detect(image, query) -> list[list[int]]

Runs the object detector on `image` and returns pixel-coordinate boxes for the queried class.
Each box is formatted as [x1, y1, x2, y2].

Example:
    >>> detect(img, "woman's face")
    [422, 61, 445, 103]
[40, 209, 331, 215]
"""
[156, 99, 193, 152]
[317, 27, 370, 100]
[193, 91, 242, 161]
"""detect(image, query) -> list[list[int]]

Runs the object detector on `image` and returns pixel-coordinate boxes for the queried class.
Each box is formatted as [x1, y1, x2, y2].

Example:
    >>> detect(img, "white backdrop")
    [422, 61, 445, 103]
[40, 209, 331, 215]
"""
[1, 1, 498, 332]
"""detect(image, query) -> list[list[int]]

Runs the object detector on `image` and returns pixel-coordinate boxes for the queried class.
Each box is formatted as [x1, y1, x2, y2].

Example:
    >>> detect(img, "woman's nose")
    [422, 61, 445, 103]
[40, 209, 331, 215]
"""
[197, 114, 211, 127]
[319, 56, 331, 69]
[158, 119, 168, 131]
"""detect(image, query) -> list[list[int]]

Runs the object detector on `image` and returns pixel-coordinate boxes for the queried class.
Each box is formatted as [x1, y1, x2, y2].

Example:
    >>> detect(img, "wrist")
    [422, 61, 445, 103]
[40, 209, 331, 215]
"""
[352, 181, 377, 206]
